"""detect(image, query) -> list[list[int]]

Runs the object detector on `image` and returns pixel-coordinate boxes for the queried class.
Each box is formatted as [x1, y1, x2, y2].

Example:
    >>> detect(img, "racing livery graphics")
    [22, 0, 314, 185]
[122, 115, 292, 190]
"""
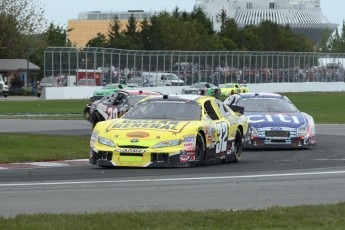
[224, 92, 316, 149]
[89, 95, 251, 168]
[85, 90, 161, 128]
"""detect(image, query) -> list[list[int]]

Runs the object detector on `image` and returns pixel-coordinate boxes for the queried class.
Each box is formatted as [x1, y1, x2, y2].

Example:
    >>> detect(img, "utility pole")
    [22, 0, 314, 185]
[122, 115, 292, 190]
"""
[26, 48, 32, 88]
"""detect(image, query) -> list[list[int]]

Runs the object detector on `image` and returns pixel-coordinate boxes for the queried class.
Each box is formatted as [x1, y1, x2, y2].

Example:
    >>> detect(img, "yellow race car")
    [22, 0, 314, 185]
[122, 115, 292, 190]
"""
[89, 95, 251, 167]
[220, 83, 241, 96]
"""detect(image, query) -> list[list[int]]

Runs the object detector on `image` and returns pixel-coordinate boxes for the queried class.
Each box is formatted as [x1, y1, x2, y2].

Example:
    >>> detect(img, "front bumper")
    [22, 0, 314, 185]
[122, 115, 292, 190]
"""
[89, 149, 196, 168]
[244, 136, 315, 149]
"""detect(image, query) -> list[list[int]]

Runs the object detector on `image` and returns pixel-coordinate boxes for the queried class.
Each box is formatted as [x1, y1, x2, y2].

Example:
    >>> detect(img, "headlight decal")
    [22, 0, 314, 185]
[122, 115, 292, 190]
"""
[90, 131, 99, 148]
[152, 139, 182, 149]
[297, 124, 308, 137]
[98, 136, 116, 147]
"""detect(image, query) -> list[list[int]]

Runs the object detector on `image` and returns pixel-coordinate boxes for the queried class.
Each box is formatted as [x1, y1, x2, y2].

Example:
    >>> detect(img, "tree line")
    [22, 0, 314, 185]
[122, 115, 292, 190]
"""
[1, 1, 345, 79]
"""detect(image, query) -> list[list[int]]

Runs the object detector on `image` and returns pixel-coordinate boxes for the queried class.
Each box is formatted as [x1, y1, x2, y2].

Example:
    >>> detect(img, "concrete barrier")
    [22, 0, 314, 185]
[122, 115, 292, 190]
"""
[42, 82, 345, 100]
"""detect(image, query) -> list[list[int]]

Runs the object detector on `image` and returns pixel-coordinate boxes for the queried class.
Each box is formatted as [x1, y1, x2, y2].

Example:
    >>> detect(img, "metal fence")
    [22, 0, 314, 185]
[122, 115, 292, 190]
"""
[44, 47, 345, 86]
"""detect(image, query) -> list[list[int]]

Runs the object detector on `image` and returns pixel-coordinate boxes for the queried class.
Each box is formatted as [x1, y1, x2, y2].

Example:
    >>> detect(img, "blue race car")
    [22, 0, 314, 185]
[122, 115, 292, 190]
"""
[224, 93, 316, 149]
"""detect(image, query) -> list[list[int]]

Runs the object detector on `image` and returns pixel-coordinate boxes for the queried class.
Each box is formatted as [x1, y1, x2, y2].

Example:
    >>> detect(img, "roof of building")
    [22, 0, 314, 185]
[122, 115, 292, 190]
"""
[0, 59, 40, 72]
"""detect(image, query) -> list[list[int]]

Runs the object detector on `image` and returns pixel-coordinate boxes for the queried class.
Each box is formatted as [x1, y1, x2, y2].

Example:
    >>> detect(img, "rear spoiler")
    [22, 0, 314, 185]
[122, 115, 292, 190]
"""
[229, 105, 244, 115]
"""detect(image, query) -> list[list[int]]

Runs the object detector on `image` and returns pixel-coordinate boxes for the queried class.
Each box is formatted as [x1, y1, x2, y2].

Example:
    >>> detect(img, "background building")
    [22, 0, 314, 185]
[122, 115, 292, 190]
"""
[68, 10, 152, 47]
[196, 0, 338, 43]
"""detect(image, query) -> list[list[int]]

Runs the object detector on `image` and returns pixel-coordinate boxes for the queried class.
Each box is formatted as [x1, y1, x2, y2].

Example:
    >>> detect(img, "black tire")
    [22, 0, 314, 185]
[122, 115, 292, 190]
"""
[195, 133, 205, 165]
[92, 111, 101, 128]
[232, 129, 243, 163]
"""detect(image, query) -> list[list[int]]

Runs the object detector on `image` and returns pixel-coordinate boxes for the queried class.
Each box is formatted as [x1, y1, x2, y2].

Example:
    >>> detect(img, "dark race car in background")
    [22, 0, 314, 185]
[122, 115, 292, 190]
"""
[224, 92, 316, 149]
[181, 82, 221, 97]
[85, 90, 161, 127]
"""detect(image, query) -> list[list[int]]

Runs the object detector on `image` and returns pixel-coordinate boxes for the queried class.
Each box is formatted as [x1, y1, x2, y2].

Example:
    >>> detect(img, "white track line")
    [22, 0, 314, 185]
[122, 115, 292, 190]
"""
[1, 170, 345, 187]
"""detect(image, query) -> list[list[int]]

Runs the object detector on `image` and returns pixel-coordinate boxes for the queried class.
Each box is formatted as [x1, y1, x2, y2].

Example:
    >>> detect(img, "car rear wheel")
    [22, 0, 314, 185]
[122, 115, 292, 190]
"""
[232, 129, 243, 163]
[195, 133, 205, 165]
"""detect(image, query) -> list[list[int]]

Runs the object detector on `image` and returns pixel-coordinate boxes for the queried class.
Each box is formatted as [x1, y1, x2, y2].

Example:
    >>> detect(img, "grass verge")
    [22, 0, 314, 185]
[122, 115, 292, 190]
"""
[1, 203, 345, 229]
[0, 133, 89, 163]
[0, 99, 89, 120]
[283, 92, 345, 124]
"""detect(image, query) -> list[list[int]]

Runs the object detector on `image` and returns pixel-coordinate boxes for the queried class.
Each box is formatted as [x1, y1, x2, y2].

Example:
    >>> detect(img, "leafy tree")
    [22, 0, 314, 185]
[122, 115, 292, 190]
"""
[86, 33, 107, 48]
[107, 16, 122, 48]
[124, 14, 138, 37]
[139, 18, 152, 50]
[10, 74, 25, 88]
[0, 13, 21, 58]
[0, 0, 46, 34]
[190, 6, 214, 35]
[217, 9, 228, 35]
[330, 21, 345, 53]
[44, 23, 72, 47]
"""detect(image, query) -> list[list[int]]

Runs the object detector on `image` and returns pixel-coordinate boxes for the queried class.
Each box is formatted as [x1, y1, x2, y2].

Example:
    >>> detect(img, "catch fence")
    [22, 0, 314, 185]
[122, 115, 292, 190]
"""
[44, 47, 345, 86]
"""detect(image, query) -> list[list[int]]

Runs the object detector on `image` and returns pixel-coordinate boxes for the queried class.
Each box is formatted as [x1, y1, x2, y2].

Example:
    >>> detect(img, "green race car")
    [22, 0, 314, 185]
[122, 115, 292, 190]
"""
[91, 84, 127, 101]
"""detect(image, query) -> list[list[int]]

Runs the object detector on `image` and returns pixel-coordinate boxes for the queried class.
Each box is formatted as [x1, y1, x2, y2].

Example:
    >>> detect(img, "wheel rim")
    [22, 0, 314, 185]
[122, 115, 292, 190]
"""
[195, 134, 204, 161]
[234, 133, 243, 160]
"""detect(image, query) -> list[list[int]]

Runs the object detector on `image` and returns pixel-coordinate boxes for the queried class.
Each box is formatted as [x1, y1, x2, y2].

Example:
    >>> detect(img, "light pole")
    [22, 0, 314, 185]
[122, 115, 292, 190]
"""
[26, 48, 32, 89]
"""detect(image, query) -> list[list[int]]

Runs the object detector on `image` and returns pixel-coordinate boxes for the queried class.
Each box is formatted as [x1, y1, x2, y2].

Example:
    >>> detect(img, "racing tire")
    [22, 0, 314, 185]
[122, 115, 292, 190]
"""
[84, 108, 91, 121]
[195, 133, 205, 165]
[232, 129, 243, 163]
[92, 111, 103, 128]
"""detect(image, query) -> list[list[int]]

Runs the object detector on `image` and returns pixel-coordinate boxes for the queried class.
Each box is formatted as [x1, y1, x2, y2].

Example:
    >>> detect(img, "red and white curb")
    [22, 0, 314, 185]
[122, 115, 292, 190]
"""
[0, 159, 89, 170]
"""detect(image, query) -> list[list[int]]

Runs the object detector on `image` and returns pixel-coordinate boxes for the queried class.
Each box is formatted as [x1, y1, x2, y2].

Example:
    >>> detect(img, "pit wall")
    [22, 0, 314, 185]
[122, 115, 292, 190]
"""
[42, 82, 345, 100]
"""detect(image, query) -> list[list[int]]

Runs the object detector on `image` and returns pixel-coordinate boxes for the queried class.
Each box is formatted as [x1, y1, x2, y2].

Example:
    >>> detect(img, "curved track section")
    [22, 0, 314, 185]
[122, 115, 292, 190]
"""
[0, 120, 344, 217]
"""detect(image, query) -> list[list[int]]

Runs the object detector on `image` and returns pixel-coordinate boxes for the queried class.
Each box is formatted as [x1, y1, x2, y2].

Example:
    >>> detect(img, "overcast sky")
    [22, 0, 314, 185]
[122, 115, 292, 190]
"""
[41, 0, 344, 30]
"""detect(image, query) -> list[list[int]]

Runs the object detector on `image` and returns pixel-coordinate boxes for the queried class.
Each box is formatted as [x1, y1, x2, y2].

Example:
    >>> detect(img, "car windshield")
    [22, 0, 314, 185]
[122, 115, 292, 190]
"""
[41, 78, 56, 84]
[123, 100, 202, 120]
[127, 95, 149, 105]
[103, 84, 119, 89]
[237, 98, 299, 112]
[165, 74, 179, 80]
[190, 84, 204, 89]
[221, 84, 235, 88]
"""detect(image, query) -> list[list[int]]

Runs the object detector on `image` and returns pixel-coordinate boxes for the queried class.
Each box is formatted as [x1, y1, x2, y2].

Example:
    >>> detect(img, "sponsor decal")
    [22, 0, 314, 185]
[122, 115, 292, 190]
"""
[152, 101, 186, 104]
[187, 153, 195, 161]
[180, 152, 195, 162]
[216, 122, 229, 154]
[247, 114, 302, 124]
[180, 154, 189, 163]
[115, 149, 147, 154]
[127, 132, 150, 138]
[110, 120, 186, 131]
[183, 135, 195, 142]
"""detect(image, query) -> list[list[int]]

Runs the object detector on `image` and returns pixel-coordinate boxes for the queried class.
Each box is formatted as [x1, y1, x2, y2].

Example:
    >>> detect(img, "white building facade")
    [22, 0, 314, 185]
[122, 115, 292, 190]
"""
[196, 0, 338, 43]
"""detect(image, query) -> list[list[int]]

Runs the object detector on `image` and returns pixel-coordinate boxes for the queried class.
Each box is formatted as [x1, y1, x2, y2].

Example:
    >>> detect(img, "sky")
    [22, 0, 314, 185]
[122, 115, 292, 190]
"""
[41, 0, 344, 30]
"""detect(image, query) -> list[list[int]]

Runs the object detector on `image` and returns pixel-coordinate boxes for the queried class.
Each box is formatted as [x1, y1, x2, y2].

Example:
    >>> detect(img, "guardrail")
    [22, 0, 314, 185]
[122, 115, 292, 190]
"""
[41, 82, 345, 100]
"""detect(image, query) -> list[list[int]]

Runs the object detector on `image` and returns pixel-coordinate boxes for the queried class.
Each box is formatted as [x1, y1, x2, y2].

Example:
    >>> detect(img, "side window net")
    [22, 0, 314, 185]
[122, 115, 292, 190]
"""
[204, 101, 219, 120]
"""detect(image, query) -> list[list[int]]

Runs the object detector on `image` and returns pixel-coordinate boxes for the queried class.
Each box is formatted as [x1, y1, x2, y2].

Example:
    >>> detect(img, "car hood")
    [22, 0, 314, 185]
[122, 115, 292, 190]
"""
[245, 112, 306, 129]
[95, 119, 197, 141]
[183, 87, 200, 91]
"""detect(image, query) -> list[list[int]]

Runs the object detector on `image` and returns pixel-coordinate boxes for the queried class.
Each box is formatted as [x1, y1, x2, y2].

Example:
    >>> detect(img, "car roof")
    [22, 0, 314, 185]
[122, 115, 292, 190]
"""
[119, 89, 161, 95]
[238, 92, 284, 99]
[145, 94, 210, 102]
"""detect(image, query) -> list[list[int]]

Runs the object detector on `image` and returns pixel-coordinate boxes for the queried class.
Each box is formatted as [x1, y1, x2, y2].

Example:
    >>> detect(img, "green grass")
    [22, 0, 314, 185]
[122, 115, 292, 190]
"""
[0, 133, 89, 163]
[1, 93, 345, 123]
[283, 92, 345, 124]
[0, 99, 89, 120]
[1, 203, 345, 229]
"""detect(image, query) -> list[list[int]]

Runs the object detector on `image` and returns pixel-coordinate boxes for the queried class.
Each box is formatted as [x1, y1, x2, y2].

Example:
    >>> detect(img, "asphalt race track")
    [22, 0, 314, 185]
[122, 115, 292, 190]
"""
[0, 119, 345, 217]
